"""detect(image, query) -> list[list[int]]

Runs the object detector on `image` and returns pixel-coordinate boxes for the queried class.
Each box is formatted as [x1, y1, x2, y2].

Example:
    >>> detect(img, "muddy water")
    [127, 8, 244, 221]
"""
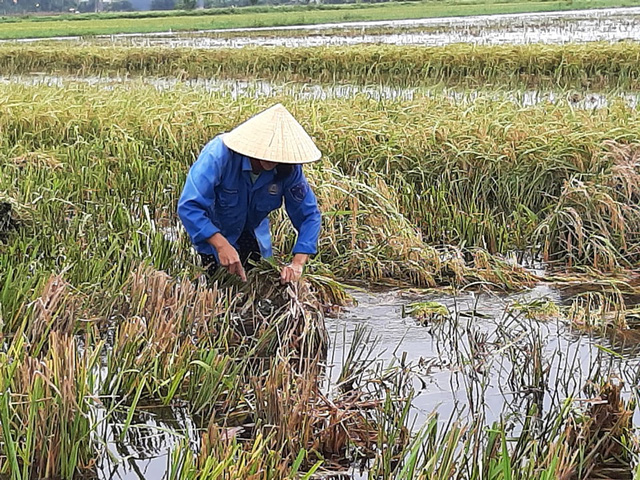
[16, 6, 640, 48]
[95, 283, 640, 479]
[3, 75, 639, 109]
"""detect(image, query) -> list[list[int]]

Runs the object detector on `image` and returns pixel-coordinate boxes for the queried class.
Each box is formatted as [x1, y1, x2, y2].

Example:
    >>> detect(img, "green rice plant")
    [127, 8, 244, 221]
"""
[399, 377, 636, 480]
[101, 264, 245, 409]
[2, 82, 640, 298]
[311, 166, 443, 286]
[394, 415, 467, 480]
[463, 249, 538, 291]
[0, 330, 103, 479]
[379, 405, 579, 479]
[535, 176, 640, 271]
[168, 431, 323, 480]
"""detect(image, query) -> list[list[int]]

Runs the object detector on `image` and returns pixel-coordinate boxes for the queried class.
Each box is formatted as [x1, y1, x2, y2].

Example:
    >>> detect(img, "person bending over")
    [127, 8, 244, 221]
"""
[178, 104, 322, 284]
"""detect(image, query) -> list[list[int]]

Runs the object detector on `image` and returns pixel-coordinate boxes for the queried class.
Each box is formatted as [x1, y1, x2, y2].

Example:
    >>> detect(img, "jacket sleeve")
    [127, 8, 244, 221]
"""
[283, 166, 321, 255]
[177, 137, 225, 245]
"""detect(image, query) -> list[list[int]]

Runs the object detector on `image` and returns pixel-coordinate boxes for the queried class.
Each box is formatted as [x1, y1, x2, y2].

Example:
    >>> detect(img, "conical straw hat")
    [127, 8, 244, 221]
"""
[223, 104, 321, 164]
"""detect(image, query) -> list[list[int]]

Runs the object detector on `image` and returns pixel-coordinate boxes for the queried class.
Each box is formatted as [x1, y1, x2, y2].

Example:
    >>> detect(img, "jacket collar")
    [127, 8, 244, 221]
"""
[240, 155, 276, 190]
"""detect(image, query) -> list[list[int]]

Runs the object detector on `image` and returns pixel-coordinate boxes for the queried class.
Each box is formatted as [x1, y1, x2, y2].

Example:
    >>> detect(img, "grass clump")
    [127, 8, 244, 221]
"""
[566, 291, 628, 333]
[509, 297, 561, 321]
[402, 301, 450, 325]
[0, 330, 103, 479]
[536, 142, 640, 271]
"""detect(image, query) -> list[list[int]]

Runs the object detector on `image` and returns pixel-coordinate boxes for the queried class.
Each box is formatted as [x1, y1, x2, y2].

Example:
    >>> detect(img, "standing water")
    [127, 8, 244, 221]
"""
[7, 7, 640, 47]
[95, 282, 640, 479]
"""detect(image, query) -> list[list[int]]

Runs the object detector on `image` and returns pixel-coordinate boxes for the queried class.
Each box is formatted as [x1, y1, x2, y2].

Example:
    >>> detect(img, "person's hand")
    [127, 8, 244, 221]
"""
[280, 263, 303, 284]
[210, 233, 246, 281]
[280, 254, 309, 284]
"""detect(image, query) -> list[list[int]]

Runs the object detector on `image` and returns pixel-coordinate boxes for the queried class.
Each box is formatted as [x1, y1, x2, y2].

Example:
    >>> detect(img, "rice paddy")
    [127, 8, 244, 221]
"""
[2, 41, 640, 90]
[1, 0, 638, 40]
[44, 6, 640, 49]
[2, 10, 640, 479]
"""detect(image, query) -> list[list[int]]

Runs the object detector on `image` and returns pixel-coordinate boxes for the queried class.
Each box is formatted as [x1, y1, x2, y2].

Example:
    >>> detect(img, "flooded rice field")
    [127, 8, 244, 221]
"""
[3, 74, 639, 109]
[3, 16, 640, 473]
[93, 282, 640, 479]
[24, 6, 640, 48]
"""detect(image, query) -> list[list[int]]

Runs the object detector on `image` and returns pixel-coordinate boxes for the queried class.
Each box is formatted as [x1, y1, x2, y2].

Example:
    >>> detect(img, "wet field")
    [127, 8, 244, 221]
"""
[92, 280, 640, 479]
[2, 4, 640, 478]
[13, 6, 640, 48]
[3, 75, 639, 109]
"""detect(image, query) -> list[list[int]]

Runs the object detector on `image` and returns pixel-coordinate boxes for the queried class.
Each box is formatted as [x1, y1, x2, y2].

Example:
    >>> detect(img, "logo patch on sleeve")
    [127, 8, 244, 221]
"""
[289, 182, 309, 203]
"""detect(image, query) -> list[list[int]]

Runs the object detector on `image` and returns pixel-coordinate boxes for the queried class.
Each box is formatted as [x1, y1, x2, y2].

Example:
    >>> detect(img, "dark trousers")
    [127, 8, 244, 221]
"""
[200, 230, 261, 277]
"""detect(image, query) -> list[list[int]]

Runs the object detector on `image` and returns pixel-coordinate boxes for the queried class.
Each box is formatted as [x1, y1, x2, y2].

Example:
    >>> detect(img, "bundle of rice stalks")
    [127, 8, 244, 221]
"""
[508, 298, 561, 321]
[26, 274, 78, 352]
[303, 269, 353, 317]
[95, 268, 242, 427]
[125, 263, 230, 342]
[457, 249, 538, 291]
[603, 140, 640, 204]
[103, 263, 331, 412]
[251, 358, 379, 470]
[565, 379, 634, 479]
[192, 426, 296, 480]
[0, 331, 102, 479]
[236, 263, 329, 364]
[312, 167, 445, 287]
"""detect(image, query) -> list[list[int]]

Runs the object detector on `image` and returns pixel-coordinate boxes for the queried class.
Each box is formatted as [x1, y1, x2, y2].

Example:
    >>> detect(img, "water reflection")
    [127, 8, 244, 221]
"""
[328, 284, 640, 427]
[96, 404, 198, 480]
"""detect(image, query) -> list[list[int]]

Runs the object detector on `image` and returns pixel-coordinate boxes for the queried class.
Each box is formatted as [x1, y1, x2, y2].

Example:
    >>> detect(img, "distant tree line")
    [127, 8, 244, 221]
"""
[0, 0, 134, 14]
[153, 0, 391, 9]
[1, 0, 392, 15]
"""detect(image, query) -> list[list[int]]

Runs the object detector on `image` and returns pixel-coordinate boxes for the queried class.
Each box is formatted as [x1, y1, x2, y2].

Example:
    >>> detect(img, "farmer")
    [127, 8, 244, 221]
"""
[177, 104, 322, 284]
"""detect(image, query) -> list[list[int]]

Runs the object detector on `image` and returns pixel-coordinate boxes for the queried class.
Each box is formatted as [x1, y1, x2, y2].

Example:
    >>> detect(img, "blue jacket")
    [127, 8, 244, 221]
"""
[178, 135, 322, 259]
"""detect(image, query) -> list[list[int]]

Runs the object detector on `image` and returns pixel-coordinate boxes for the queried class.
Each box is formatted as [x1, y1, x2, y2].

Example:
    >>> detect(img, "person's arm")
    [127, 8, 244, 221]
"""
[281, 166, 321, 283]
[177, 137, 246, 280]
[208, 233, 246, 281]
